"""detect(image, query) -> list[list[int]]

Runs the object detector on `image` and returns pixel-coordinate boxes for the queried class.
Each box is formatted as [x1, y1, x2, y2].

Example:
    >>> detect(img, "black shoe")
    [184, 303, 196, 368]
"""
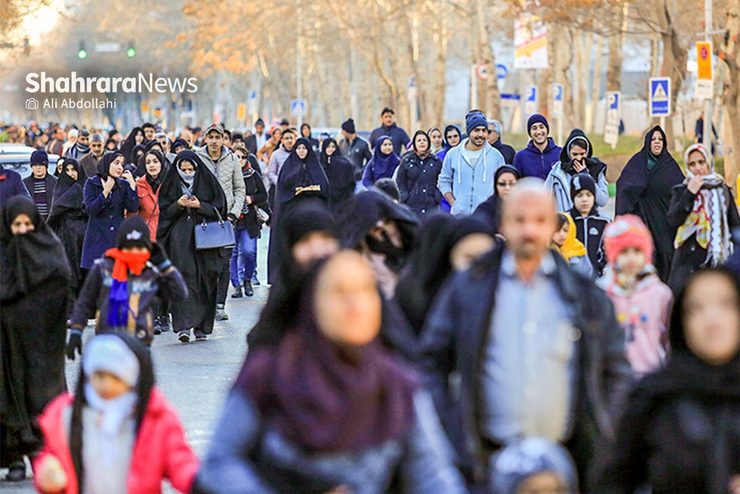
[5, 462, 25, 481]
[153, 325, 162, 336]
[243, 280, 254, 297]
[231, 286, 243, 298]
[252, 275, 261, 286]
[159, 316, 171, 333]
[194, 329, 208, 341]
[178, 329, 190, 343]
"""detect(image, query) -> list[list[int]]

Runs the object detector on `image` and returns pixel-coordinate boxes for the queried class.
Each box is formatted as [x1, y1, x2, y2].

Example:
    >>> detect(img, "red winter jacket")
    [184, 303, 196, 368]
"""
[136, 175, 160, 241]
[33, 388, 198, 494]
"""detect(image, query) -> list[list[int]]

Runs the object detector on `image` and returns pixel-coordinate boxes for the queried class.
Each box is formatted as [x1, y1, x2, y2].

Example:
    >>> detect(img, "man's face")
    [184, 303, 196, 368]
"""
[31, 163, 47, 179]
[144, 127, 156, 141]
[381, 112, 394, 127]
[78, 135, 89, 146]
[501, 189, 556, 260]
[529, 122, 548, 145]
[256, 124, 265, 135]
[468, 126, 488, 147]
[282, 132, 295, 151]
[90, 141, 104, 156]
[224, 134, 232, 148]
[205, 131, 224, 153]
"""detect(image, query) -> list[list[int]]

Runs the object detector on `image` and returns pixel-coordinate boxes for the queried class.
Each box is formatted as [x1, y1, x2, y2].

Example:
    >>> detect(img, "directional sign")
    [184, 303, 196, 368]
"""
[236, 102, 247, 122]
[649, 77, 671, 117]
[290, 98, 306, 117]
[496, 63, 507, 80]
[524, 85, 538, 115]
[605, 91, 621, 147]
[695, 41, 713, 100]
[476, 64, 489, 81]
[551, 83, 564, 118]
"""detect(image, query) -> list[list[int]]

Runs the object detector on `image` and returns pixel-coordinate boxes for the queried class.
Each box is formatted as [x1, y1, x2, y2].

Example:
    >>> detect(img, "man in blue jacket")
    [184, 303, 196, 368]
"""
[368, 107, 410, 156]
[421, 180, 631, 490]
[513, 114, 562, 179]
[437, 110, 504, 215]
[0, 163, 30, 209]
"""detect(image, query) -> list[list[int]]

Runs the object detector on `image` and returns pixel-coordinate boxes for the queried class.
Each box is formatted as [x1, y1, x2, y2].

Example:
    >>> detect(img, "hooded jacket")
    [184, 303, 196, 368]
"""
[545, 130, 609, 212]
[569, 206, 610, 276]
[513, 137, 562, 180]
[437, 139, 505, 215]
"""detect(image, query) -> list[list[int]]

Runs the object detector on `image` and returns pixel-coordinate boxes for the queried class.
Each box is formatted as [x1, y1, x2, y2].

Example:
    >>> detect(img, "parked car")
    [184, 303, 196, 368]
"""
[0, 144, 59, 179]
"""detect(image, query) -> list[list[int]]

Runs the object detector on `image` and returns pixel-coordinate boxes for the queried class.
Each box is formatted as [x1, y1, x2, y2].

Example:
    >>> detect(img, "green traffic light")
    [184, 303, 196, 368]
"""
[78, 49, 88, 60]
[126, 47, 136, 58]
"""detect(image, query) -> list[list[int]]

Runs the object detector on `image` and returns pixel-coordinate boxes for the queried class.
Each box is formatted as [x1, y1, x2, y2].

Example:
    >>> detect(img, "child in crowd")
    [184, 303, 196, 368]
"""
[33, 333, 199, 493]
[66, 216, 187, 357]
[552, 213, 594, 278]
[597, 215, 673, 377]
[569, 173, 610, 276]
[490, 437, 578, 494]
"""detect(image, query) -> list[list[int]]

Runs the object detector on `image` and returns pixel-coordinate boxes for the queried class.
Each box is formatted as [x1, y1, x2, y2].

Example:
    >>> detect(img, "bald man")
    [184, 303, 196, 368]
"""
[420, 178, 631, 490]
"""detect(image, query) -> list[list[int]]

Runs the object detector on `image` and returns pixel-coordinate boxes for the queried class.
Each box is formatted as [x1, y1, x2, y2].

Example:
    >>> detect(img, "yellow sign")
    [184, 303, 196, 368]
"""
[140, 101, 150, 114]
[236, 103, 247, 122]
[696, 41, 712, 80]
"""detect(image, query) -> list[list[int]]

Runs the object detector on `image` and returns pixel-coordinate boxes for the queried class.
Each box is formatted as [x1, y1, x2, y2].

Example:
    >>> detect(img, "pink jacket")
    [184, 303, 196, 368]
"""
[597, 271, 673, 376]
[135, 175, 160, 241]
[34, 388, 198, 494]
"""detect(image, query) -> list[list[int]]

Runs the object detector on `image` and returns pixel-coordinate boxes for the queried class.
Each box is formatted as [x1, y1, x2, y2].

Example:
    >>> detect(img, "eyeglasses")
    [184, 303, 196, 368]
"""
[236, 155, 246, 160]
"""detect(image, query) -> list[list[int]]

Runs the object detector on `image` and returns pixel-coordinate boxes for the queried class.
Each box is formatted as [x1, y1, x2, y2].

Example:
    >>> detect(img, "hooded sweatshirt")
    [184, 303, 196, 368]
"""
[545, 130, 609, 212]
[437, 138, 504, 215]
[513, 137, 562, 180]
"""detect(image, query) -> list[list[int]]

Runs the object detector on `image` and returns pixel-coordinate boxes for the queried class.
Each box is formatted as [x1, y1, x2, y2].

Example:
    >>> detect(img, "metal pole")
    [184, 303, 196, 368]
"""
[703, 0, 712, 151]
[296, 0, 303, 128]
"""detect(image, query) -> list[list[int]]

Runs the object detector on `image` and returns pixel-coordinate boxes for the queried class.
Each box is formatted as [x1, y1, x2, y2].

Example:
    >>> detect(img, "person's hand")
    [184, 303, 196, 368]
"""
[188, 196, 201, 209]
[102, 176, 115, 196]
[687, 175, 703, 194]
[150, 242, 168, 267]
[245, 195, 253, 205]
[122, 170, 136, 190]
[65, 330, 82, 360]
[36, 455, 68, 493]
[729, 475, 740, 494]
[227, 213, 238, 224]
[572, 158, 587, 173]
[177, 195, 190, 207]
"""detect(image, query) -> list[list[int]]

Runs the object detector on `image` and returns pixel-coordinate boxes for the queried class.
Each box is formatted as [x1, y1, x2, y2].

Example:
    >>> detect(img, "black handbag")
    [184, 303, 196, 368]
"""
[194, 208, 235, 250]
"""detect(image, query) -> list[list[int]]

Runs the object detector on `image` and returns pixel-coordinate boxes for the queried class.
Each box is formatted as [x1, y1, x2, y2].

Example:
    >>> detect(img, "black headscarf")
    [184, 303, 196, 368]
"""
[52, 158, 82, 202]
[69, 332, 154, 494]
[0, 196, 70, 302]
[120, 127, 145, 164]
[320, 138, 356, 213]
[276, 137, 330, 206]
[96, 151, 124, 180]
[442, 124, 461, 149]
[142, 149, 166, 191]
[474, 165, 520, 235]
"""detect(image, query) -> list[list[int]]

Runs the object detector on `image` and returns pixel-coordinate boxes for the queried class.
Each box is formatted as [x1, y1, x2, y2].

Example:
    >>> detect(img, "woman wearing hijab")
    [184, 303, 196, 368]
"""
[597, 268, 740, 494]
[396, 130, 444, 217]
[120, 126, 145, 165]
[436, 125, 462, 213]
[319, 137, 355, 215]
[80, 151, 139, 271]
[34, 333, 199, 493]
[667, 143, 739, 294]
[428, 127, 444, 155]
[157, 150, 227, 343]
[473, 164, 520, 236]
[195, 252, 466, 493]
[0, 196, 70, 481]
[135, 149, 166, 241]
[269, 137, 330, 284]
[361, 135, 401, 188]
[300, 123, 320, 153]
[616, 126, 684, 281]
[48, 158, 88, 301]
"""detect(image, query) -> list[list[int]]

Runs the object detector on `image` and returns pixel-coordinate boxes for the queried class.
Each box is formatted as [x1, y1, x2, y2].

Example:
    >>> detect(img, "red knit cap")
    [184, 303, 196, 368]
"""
[603, 215, 654, 265]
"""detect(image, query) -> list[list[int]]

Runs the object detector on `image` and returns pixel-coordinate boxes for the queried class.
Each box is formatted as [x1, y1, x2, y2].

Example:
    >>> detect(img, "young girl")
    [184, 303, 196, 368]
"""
[597, 215, 673, 377]
[34, 333, 199, 493]
[551, 213, 594, 278]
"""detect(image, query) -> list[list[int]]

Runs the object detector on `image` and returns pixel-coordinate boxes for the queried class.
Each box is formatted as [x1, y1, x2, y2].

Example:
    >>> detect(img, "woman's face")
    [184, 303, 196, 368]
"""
[414, 134, 429, 154]
[687, 149, 710, 177]
[650, 131, 664, 156]
[109, 156, 125, 178]
[496, 171, 518, 199]
[91, 371, 131, 400]
[235, 150, 248, 166]
[683, 272, 740, 366]
[314, 252, 382, 347]
[380, 139, 393, 155]
[144, 153, 162, 178]
[429, 129, 443, 150]
[292, 232, 339, 268]
[10, 213, 35, 235]
[325, 142, 337, 157]
[301, 125, 311, 138]
[179, 161, 196, 176]
[552, 221, 569, 247]
[135, 131, 144, 145]
[450, 233, 494, 272]
[65, 164, 78, 181]
[296, 143, 309, 160]
[445, 129, 460, 147]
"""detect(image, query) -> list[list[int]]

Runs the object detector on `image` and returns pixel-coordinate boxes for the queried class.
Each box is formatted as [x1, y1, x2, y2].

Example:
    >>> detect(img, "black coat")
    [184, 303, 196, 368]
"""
[491, 139, 515, 165]
[396, 152, 443, 217]
[47, 168, 87, 292]
[616, 126, 684, 281]
[666, 183, 740, 293]
[420, 244, 632, 487]
[235, 167, 268, 239]
[570, 208, 610, 277]
[320, 141, 356, 215]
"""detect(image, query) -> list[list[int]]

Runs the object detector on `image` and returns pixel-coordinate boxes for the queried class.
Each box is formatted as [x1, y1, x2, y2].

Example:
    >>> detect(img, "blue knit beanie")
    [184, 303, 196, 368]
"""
[30, 149, 48, 166]
[466, 110, 488, 135]
[527, 113, 549, 136]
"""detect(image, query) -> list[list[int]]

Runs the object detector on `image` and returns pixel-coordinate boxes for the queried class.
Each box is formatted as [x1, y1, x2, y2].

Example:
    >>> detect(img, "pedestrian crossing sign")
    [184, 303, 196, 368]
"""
[649, 77, 671, 117]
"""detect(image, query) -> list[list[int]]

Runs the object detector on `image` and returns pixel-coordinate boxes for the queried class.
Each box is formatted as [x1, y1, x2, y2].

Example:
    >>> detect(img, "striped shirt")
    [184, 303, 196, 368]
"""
[31, 177, 49, 218]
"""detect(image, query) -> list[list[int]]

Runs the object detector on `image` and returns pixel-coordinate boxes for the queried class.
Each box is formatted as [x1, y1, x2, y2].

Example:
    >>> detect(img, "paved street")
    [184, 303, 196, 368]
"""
[1, 234, 272, 492]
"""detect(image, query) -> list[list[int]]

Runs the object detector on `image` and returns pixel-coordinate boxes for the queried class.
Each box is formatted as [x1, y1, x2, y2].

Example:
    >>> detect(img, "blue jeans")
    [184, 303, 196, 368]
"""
[229, 229, 258, 287]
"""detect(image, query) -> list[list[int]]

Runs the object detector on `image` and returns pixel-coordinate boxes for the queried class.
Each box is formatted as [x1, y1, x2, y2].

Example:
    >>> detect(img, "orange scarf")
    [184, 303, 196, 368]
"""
[105, 248, 151, 281]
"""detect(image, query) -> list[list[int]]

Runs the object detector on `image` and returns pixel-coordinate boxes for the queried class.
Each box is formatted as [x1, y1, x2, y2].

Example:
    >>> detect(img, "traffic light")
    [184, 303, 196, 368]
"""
[77, 40, 88, 60]
[126, 41, 136, 58]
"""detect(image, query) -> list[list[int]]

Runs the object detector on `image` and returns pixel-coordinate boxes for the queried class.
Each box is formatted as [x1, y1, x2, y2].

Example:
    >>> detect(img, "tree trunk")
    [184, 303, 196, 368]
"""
[606, 5, 624, 92]
[588, 34, 605, 134]
[477, 2, 501, 119]
[721, 0, 740, 188]
[657, 0, 688, 148]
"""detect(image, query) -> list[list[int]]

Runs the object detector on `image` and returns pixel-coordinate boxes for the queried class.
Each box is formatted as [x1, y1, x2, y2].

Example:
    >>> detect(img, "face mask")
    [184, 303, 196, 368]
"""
[365, 231, 407, 273]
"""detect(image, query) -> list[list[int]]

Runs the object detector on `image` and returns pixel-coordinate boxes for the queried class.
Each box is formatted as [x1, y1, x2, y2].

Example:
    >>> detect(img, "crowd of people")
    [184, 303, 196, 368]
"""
[0, 106, 739, 493]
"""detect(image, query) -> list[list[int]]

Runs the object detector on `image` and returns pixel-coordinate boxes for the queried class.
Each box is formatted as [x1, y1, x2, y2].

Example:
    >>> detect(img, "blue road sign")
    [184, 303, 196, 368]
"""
[496, 63, 507, 80]
[526, 86, 538, 102]
[290, 98, 306, 116]
[552, 84, 563, 102]
[608, 91, 620, 110]
[649, 77, 671, 117]
[249, 90, 257, 100]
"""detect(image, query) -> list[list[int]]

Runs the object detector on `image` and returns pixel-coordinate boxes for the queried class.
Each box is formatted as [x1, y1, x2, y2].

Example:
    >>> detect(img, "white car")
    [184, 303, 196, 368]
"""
[0, 143, 60, 179]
